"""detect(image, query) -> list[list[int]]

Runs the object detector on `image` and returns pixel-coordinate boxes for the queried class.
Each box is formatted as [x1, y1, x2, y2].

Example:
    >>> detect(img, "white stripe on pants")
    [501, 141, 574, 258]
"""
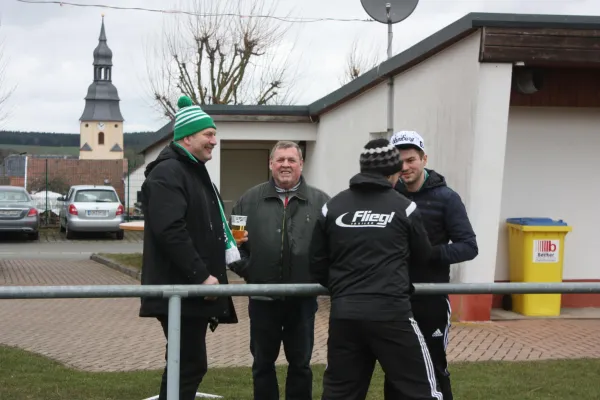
[410, 317, 444, 400]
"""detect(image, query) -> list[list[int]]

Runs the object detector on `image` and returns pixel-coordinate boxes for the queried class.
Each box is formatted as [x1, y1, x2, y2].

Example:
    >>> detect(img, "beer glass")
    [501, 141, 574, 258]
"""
[230, 215, 247, 241]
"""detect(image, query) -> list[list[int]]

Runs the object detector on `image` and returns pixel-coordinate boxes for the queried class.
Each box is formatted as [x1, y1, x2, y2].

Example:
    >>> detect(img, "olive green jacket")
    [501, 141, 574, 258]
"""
[228, 177, 330, 285]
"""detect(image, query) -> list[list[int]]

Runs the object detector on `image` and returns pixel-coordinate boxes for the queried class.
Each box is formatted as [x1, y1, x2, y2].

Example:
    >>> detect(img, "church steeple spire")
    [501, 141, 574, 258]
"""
[93, 15, 113, 81]
[80, 15, 124, 122]
[79, 15, 124, 161]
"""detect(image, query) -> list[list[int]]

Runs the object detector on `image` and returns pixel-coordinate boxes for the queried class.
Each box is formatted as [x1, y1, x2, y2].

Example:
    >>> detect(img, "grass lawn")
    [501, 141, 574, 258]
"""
[99, 252, 142, 270]
[1, 345, 600, 400]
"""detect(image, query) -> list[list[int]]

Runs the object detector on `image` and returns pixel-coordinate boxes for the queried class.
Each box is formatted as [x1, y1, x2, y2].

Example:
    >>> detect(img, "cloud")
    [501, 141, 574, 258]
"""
[0, 0, 599, 133]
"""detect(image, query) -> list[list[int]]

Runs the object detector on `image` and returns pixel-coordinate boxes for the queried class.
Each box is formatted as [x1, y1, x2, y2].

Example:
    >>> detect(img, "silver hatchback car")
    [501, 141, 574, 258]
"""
[58, 185, 125, 240]
[0, 186, 40, 240]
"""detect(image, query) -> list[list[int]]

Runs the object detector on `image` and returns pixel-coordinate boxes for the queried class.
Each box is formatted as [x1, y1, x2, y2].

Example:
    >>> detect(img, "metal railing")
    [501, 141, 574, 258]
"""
[2, 282, 600, 400]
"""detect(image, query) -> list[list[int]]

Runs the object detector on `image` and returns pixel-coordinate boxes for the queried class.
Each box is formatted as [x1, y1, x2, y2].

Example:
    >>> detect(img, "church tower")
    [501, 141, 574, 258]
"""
[79, 16, 124, 160]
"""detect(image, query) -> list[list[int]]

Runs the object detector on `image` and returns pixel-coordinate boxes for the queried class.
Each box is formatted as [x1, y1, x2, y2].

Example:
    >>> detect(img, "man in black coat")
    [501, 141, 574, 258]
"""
[391, 130, 479, 400]
[309, 138, 443, 400]
[140, 95, 241, 400]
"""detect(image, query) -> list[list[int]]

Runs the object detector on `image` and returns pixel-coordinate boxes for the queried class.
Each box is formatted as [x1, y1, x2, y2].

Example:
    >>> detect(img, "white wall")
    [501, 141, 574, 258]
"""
[496, 107, 600, 281]
[303, 83, 387, 195]
[306, 31, 514, 283]
[124, 143, 163, 209]
[462, 63, 513, 284]
[216, 121, 316, 141]
[306, 32, 484, 198]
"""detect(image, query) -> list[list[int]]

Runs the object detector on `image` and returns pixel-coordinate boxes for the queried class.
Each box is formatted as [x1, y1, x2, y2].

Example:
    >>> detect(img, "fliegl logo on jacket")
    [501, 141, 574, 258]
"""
[335, 210, 395, 229]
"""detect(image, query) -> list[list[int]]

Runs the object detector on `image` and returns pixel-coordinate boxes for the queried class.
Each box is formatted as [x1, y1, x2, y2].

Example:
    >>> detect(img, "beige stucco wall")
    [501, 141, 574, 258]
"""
[79, 121, 124, 160]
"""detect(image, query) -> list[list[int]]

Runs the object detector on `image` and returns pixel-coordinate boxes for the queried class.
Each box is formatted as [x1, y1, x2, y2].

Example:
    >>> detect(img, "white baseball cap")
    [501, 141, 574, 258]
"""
[390, 130, 425, 151]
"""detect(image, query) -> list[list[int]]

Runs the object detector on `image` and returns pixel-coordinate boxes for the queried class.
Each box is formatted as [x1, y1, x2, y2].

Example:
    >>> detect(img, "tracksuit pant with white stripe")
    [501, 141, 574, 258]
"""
[322, 317, 443, 400]
[410, 296, 453, 400]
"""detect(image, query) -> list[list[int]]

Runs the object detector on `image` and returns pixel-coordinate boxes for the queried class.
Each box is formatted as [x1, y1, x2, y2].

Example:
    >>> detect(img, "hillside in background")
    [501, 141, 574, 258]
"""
[0, 144, 80, 156]
[0, 130, 161, 149]
[0, 130, 167, 169]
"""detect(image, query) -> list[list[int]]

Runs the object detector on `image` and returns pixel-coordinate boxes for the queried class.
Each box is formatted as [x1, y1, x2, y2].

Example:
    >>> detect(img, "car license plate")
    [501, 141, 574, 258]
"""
[86, 210, 108, 217]
[0, 210, 20, 217]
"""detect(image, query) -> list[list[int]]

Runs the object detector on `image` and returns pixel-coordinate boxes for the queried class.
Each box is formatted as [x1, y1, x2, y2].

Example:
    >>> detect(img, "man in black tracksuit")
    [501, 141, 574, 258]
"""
[309, 138, 443, 400]
[390, 130, 479, 400]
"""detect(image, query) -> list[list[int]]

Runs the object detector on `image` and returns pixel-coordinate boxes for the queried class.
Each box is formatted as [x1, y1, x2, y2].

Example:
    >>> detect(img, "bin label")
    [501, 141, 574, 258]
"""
[533, 239, 560, 263]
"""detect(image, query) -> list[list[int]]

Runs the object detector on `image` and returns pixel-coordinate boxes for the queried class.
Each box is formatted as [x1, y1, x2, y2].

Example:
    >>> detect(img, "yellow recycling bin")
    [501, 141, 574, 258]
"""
[506, 217, 572, 317]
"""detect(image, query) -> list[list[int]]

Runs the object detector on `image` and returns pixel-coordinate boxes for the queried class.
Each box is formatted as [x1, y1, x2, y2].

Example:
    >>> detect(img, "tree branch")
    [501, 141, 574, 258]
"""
[339, 37, 381, 86]
[146, 0, 297, 113]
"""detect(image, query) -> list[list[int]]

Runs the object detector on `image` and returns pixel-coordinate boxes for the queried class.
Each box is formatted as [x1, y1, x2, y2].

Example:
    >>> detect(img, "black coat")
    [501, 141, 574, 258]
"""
[139, 142, 237, 324]
[309, 173, 433, 321]
[395, 169, 478, 286]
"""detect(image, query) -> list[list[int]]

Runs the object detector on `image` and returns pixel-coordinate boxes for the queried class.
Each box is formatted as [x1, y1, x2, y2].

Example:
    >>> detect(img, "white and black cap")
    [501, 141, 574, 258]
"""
[390, 130, 425, 151]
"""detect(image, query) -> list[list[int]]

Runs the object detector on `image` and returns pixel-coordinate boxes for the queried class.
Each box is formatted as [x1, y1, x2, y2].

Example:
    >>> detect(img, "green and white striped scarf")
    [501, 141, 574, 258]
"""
[173, 142, 241, 265]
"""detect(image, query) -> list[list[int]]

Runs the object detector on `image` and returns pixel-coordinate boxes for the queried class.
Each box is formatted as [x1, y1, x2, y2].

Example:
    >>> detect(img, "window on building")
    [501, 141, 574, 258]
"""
[98, 132, 105, 145]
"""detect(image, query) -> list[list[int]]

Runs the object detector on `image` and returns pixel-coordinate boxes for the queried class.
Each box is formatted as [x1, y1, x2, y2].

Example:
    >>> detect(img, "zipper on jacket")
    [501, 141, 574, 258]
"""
[279, 196, 287, 281]
[200, 189, 214, 231]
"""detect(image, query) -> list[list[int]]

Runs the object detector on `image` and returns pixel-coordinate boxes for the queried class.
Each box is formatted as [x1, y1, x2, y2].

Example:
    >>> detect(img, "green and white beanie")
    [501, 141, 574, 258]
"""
[173, 96, 217, 141]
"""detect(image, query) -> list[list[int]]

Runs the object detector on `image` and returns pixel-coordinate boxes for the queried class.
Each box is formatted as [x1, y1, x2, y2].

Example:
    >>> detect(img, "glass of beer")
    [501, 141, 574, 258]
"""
[230, 215, 247, 241]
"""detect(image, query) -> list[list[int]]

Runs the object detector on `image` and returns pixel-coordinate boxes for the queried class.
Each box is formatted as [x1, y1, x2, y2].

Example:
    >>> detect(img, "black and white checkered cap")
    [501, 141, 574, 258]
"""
[359, 138, 403, 176]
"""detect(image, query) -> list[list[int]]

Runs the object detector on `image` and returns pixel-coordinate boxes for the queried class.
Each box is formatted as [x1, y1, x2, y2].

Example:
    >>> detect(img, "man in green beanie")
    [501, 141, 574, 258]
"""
[139, 96, 243, 400]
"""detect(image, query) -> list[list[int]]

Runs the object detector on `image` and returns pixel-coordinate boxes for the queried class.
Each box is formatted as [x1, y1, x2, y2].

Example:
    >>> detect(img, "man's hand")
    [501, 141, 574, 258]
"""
[235, 230, 248, 247]
[202, 275, 219, 300]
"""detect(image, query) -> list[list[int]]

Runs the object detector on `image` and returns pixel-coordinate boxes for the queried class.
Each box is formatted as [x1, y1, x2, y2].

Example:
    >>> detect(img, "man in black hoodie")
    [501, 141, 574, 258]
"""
[390, 130, 478, 400]
[309, 138, 443, 400]
[139, 96, 240, 400]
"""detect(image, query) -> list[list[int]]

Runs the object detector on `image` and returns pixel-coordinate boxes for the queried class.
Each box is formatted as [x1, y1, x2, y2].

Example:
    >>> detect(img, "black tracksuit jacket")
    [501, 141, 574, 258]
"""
[309, 173, 433, 321]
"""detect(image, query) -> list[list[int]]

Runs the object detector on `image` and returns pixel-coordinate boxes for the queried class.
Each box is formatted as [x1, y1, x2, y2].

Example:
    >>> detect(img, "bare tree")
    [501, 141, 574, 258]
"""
[147, 0, 298, 119]
[0, 21, 15, 124]
[339, 38, 381, 86]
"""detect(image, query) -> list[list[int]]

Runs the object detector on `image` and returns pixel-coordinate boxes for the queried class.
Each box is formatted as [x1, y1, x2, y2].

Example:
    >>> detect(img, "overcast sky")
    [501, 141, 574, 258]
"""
[0, 0, 598, 134]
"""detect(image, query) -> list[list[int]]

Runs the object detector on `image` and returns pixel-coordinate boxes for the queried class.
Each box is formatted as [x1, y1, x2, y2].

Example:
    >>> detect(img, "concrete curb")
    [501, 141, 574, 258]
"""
[90, 253, 246, 284]
[90, 254, 142, 281]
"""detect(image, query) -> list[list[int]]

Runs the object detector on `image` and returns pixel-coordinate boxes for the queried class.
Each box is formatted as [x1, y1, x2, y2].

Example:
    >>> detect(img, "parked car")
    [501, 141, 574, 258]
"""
[0, 185, 40, 240]
[57, 185, 125, 240]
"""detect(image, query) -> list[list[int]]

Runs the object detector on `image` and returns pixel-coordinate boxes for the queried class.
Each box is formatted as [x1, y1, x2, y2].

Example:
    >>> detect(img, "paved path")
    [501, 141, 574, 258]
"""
[0, 231, 143, 259]
[1, 258, 600, 372]
[0, 229, 143, 244]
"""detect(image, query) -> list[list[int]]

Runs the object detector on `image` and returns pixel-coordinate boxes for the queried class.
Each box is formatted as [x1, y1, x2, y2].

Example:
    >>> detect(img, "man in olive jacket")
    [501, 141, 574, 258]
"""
[140, 96, 239, 400]
[229, 140, 330, 400]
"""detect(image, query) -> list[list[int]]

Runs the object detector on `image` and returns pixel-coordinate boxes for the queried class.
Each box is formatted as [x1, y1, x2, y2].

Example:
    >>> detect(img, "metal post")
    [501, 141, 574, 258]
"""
[23, 155, 28, 190]
[45, 158, 49, 225]
[167, 294, 182, 400]
[386, 3, 394, 137]
[126, 159, 131, 221]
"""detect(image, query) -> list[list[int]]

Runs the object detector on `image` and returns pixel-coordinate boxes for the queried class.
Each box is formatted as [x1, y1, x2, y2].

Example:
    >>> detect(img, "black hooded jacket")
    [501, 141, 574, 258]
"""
[395, 169, 478, 288]
[138, 142, 237, 324]
[309, 173, 432, 321]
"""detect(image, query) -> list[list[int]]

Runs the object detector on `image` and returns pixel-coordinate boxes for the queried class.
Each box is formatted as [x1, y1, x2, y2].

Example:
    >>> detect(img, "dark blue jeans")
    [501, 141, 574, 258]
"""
[248, 296, 318, 400]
